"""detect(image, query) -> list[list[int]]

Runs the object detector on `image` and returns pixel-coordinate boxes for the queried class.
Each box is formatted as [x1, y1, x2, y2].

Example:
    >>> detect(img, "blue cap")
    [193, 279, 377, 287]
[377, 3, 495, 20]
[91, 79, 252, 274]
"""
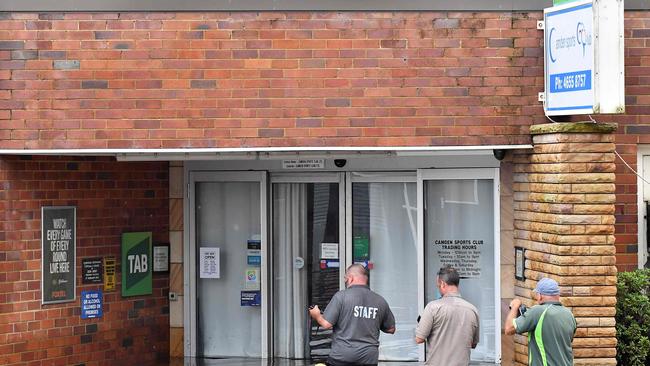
[534, 278, 560, 296]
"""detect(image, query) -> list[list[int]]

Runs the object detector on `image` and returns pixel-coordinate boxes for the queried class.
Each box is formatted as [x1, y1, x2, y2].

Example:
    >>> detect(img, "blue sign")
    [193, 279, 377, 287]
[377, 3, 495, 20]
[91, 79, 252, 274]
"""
[549, 70, 591, 93]
[247, 255, 261, 266]
[241, 291, 261, 306]
[319, 259, 340, 269]
[81, 290, 103, 319]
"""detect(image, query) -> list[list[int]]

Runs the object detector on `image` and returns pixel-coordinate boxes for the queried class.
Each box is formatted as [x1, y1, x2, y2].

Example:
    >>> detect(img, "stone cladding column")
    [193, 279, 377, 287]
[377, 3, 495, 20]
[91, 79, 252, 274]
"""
[512, 122, 617, 366]
[169, 161, 184, 358]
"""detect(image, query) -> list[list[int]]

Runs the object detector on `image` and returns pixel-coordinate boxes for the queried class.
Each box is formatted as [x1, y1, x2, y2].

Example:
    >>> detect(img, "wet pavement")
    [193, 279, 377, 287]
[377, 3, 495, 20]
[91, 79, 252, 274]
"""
[166, 358, 497, 366]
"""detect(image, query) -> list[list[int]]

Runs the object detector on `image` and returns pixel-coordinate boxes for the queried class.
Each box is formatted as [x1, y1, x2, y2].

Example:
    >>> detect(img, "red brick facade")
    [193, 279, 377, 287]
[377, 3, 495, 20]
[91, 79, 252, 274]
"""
[613, 12, 650, 271]
[0, 11, 540, 150]
[0, 9, 648, 363]
[0, 11, 647, 271]
[0, 156, 169, 365]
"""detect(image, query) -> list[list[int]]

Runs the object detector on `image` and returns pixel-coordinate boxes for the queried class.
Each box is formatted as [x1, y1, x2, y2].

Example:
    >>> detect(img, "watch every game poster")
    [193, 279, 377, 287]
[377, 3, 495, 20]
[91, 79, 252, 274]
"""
[42, 206, 76, 304]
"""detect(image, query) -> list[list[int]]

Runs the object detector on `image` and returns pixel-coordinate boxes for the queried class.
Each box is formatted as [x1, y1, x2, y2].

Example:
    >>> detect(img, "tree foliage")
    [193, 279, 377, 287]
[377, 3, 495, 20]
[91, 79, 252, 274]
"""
[616, 269, 650, 366]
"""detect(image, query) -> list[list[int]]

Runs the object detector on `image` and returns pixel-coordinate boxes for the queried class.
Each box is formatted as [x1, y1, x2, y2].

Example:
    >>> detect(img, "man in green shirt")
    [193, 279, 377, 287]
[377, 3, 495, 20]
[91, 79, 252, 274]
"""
[505, 278, 577, 366]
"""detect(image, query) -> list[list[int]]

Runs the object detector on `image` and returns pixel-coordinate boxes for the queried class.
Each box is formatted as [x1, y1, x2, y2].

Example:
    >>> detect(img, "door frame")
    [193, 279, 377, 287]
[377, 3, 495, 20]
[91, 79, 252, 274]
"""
[184, 171, 269, 358]
[417, 168, 501, 363]
[184, 168, 501, 362]
[269, 172, 346, 357]
[345, 171, 420, 360]
[637, 145, 650, 268]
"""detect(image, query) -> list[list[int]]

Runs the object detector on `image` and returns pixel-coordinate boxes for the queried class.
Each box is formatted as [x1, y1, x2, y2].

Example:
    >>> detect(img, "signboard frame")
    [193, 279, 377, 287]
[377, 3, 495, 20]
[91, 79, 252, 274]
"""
[543, 0, 625, 116]
[199, 247, 220, 279]
[81, 290, 103, 319]
[104, 256, 117, 292]
[121, 232, 153, 297]
[41, 206, 76, 305]
[515, 247, 526, 281]
[153, 244, 170, 273]
[82, 257, 104, 284]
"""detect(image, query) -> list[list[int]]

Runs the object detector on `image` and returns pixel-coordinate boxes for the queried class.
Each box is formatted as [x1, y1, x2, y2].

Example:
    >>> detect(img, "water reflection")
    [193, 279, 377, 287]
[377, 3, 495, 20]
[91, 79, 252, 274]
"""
[164, 358, 494, 366]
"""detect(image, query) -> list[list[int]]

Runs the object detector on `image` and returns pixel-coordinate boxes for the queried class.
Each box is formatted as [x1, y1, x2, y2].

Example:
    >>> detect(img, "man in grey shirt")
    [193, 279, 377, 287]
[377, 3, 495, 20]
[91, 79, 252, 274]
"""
[309, 264, 396, 366]
[415, 266, 479, 366]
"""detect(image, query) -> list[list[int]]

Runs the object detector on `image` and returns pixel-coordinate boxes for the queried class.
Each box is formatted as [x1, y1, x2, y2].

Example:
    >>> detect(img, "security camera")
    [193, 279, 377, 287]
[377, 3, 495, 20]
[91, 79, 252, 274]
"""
[334, 159, 347, 168]
[493, 149, 506, 161]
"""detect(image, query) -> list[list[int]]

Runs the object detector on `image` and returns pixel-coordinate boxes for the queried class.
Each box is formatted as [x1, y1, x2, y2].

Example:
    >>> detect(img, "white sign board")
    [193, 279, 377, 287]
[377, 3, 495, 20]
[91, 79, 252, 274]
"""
[199, 247, 220, 278]
[544, 0, 624, 116]
[282, 159, 324, 169]
[545, 1, 594, 114]
[320, 243, 339, 259]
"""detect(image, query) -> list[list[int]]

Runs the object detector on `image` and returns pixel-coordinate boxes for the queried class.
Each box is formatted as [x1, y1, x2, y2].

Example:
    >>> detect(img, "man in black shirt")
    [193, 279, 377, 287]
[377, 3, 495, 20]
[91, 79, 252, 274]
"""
[309, 264, 396, 366]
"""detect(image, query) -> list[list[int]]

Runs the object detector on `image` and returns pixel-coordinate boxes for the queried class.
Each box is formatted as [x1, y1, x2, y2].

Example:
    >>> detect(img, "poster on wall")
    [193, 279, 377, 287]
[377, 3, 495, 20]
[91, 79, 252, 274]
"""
[433, 239, 483, 279]
[199, 247, 220, 278]
[121, 232, 152, 297]
[104, 256, 116, 292]
[81, 290, 103, 319]
[42, 206, 76, 304]
[82, 258, 103, 284]
[241, 291, 261, 306]
[152, 244, 169, 273]
[320, 243, 339, 259]
[244, 268, 260, 290]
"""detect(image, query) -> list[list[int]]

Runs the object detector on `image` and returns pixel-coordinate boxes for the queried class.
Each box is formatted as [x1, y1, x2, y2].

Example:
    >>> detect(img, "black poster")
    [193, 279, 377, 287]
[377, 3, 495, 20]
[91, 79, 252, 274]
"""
[42, 206, 76, 304]
[82, 258, 103, 284]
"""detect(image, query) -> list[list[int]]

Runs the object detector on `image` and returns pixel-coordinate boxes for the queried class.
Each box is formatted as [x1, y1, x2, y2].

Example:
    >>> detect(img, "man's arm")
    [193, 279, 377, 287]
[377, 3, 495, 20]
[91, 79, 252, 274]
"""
[504, 299, 521, 336]
[309, 305, 333, 330]
[414, 305, 434, 344]
[471, 312, 480, 349]
[381, 303, 396, 334]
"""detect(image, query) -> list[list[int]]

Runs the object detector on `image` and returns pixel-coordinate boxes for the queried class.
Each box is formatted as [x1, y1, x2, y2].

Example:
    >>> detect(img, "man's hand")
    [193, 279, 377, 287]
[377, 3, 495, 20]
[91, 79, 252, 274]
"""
[309, 305, 321, 319]
[509, 298, 522, 310]
[309, 305, 333, 330]
[504, 298, 522, 336]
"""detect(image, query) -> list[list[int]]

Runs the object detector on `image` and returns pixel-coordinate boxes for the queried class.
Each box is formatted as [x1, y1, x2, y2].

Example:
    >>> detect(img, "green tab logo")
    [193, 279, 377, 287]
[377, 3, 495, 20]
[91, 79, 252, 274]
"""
[122, 232, 152, 297]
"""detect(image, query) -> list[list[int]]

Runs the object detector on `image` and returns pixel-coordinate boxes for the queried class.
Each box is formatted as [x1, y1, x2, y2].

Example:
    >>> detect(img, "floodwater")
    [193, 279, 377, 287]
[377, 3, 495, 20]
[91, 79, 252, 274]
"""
[164, 358, 496, 366]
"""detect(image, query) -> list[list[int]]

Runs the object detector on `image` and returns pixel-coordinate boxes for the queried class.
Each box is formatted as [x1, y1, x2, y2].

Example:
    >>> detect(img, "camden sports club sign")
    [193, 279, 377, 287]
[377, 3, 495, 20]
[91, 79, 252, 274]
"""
[543, 0, 624, 116]
[121, 232, 152, 297]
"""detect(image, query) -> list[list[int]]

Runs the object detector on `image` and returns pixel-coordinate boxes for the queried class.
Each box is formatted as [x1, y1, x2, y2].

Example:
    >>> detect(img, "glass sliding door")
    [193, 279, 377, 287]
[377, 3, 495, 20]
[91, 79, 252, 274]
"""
[420, 169, 499, 363]
[272, 174, 344, 360]
[349, 173, 419, 361]
[190, 172, 267, 358]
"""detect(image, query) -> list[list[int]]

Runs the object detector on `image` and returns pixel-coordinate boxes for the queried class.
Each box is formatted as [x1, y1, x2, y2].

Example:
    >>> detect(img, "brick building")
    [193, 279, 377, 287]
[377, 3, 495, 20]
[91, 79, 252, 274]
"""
[0, 0, 648, 365]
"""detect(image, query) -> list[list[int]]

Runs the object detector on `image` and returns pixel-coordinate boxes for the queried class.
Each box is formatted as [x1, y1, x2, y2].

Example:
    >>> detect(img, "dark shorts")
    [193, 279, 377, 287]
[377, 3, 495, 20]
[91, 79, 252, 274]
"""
[326, 357, 377, 366]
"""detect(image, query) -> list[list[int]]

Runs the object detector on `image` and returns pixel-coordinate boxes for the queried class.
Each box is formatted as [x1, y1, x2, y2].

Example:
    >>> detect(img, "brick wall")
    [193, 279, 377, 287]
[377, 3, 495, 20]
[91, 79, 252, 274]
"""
[0, 11, 647, 262]
[0, 155, 169, 365]
[611, 12, 650, 271]
[0, 11, 541, 149]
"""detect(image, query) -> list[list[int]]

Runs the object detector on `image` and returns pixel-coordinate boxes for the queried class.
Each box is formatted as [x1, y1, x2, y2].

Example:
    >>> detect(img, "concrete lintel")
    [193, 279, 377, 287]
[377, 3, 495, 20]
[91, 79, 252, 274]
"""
[530, 122, 618, 135]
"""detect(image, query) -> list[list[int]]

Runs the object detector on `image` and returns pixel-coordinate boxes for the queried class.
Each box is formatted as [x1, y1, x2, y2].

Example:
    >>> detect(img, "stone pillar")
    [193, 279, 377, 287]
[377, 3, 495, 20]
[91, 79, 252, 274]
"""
[169, 161, 185, 359]
[512, 122, 618, 366]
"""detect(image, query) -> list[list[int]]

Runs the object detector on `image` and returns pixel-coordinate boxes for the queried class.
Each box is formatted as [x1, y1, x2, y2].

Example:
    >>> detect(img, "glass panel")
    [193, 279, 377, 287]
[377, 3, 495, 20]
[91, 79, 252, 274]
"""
[352, 182, 418, 361]
[196, 182, 261, 357]
[273, 183, 340, 360]
[424, 179, 495, 362]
